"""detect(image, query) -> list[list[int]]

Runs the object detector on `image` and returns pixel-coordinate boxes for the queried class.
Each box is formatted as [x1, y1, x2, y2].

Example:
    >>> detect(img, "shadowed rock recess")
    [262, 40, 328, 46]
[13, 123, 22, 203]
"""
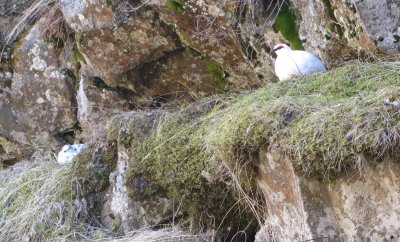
[0, 0, 400, 241]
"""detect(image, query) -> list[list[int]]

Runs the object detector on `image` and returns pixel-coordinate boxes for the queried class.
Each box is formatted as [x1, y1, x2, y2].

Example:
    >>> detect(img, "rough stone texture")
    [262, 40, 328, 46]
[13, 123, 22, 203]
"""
[76, 76, 130, 136]
[77, 14, 179, 88]
[58, 0, 400, 103]
[100, 134, 175, 232]
[356, 0, 400, 55]
[126, 49, 228, 106]
[59, 0, 269, 94]
[59, 0, 111, 33]
[155, 1, 269, 88]
[6, 24, 77, 149]
[290, 0, 374, 68]
[255, 149, 400, 241]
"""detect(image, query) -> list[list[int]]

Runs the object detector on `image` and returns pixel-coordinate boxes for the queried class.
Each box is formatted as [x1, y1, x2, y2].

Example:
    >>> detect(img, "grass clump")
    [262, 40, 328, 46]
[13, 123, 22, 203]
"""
[109, 62, 400, 237]
[0, 161, 91, 240]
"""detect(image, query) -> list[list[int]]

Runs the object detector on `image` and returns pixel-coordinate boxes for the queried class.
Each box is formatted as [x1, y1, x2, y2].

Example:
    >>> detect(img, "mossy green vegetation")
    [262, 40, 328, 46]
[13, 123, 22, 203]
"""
[73, 45, 86, 80]
[273, 2, 304, 50]
[166, 0, 188, 13]
[4, 79, 12, 88]
[110, 98, 259, 239]
[109, 63, 400, 237]
[204, 57, 227, 89]
[105, 0, 114, 8]
[45, 37, 64, 49]
[73, 141, 117, 199]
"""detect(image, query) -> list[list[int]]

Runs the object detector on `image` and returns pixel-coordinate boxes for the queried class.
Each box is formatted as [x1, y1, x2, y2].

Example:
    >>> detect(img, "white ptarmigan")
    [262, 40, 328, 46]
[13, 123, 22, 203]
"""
[273, 44, 327, 81]
[57, 144, 87, 165]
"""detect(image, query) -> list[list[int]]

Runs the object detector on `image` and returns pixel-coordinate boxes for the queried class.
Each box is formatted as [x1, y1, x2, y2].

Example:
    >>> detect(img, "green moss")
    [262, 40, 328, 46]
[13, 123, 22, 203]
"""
[273, 3, 303, 50]
[166, 0, 187, 12]
[204, 57, 227, 89]
[73, 142, 117, 198]
[105, 0, 114, 8]
[112, 99, 258, 239]
[322, 0, 347, 43]
[45, 37, 64, 49]
[73, 45, 86, 80]
[4, 79, 12, 88]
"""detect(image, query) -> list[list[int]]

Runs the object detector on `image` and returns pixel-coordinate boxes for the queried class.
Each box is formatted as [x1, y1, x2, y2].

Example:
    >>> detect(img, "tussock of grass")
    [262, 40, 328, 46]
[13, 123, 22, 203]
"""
[0, 152, 207, 241]
[0, 160, 89, 240]
[108, 62, 400, 237]
[109, 227, 213, 241]
[5, 0, 58, 46]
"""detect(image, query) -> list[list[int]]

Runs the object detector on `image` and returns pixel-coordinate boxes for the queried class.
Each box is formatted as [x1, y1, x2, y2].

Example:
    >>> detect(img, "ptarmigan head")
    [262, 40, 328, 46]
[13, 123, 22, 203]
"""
[272, 44, 292, 55]
[272, 43, 327, 81]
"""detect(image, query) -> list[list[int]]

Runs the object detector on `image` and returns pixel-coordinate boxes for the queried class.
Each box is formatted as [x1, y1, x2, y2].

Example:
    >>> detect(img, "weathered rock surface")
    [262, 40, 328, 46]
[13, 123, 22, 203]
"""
[5, 24, 77, 149]
[256, 149, 400, 241]
[292, 0, 376, 67]
[356, 0, 400, 55]
[101, 143, 175, 232]
[155, 2, 268, 89]
[77, 76, 130, 136]
[126, 49, 228, 105]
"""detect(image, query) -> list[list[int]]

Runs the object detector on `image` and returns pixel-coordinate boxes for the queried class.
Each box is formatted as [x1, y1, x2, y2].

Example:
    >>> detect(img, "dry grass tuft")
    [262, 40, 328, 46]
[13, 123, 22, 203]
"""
[0, 151, 211, 241]
[4, 0, 58, 46]
[0, 155, 91, 240]
[106, 227, 213, 241]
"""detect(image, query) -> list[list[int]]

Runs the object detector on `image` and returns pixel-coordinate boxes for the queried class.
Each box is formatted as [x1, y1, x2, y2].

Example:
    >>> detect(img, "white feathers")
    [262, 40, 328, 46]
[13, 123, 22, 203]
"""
[273, 44, 327, 81]
[57, 144, 86, 165]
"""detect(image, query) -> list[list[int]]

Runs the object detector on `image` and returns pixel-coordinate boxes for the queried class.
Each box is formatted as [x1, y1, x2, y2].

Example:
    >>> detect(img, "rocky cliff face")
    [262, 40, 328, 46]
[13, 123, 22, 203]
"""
[256, 150, 400, 241]
[0, 0, 399, 240]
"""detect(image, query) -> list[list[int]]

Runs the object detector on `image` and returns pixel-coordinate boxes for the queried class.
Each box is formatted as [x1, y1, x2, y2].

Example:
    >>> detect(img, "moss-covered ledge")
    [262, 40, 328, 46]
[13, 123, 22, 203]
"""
[105, 62, 400, 237]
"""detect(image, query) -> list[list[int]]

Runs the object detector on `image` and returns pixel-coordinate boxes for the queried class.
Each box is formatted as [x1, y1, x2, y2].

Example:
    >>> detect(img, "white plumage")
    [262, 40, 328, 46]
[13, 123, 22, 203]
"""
[57, 144, 86, 165]
[273, 44, 327, 81]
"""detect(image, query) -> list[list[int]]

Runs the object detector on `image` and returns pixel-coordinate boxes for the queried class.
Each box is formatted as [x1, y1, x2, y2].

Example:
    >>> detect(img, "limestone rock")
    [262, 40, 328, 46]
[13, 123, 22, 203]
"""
[60, 1, 180, 88]
[77, 16, 179, 88]
[59, 0, 112, 33]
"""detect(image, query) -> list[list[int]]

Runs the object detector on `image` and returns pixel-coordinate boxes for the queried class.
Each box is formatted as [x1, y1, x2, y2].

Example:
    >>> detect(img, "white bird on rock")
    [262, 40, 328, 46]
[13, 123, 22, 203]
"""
[57, 144, 86, 165]
[273, 44, 327, 81]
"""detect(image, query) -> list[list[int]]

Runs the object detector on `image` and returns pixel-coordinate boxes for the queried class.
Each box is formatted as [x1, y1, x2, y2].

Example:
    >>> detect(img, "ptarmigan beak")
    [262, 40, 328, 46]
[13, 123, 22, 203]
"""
[272, 45, 284, 52]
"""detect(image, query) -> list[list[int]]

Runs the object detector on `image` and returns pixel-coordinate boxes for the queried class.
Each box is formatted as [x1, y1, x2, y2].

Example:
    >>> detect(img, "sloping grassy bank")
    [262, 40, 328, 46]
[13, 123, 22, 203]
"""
[109, 62, 400, 238]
